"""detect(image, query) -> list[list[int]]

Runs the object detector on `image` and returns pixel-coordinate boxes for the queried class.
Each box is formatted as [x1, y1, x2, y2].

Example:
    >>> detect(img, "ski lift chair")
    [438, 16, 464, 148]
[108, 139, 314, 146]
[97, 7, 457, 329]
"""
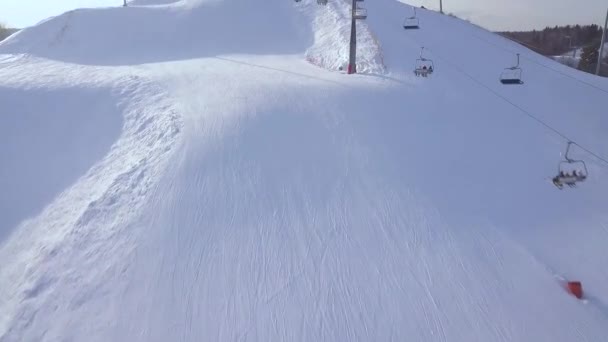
[403, 17, 420, 29]
[414, 47, 434, 77]
[403, 8, 420, 29]
[354, 6, 367, 19]
[552, 142, 588, 189]
[317, 0, 327, 5]
[500, 53, 523, 84]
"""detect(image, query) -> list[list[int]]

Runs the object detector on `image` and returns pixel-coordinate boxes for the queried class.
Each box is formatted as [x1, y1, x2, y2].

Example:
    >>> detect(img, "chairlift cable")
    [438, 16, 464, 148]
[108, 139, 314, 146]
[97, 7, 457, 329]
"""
[416, 44, 608, 166]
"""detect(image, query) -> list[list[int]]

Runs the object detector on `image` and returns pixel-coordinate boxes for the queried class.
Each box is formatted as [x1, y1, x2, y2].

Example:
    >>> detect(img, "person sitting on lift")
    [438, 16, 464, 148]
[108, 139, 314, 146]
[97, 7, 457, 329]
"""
[552, 176, 562, 187]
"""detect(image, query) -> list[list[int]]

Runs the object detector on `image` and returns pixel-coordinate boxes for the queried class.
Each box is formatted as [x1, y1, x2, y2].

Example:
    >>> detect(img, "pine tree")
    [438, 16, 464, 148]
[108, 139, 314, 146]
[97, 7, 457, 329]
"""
[578, 44, 599, 72]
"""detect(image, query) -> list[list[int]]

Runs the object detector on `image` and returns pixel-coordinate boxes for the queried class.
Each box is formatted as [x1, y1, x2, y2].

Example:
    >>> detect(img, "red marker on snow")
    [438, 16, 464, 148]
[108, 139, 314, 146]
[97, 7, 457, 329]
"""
[566, 281, 583, 299]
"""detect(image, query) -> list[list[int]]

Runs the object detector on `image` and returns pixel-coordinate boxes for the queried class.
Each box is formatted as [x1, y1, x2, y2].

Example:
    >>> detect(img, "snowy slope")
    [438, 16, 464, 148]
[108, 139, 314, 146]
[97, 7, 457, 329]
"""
[1, 0, 608, 341]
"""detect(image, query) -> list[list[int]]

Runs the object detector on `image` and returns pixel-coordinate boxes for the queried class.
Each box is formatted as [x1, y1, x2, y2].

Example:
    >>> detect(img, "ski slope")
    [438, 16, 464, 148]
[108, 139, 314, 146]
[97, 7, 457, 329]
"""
[1, 0, 608, 341]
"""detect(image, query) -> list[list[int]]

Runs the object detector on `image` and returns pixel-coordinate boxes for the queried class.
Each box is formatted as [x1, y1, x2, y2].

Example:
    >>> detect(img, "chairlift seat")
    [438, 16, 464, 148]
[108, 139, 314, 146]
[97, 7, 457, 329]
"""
[403, 17, 420, 29]
[500, 54, 523, 85]
[552, 145, 589, 189]
[354, 7, 367, 19]
[414, 66, 433, 77]
[414, 68, 430, 77]
[500, 67, 523, 84]
[414, 57, 434, 77]
[500, 78, 523, 85]
[553, 174, 586, 189]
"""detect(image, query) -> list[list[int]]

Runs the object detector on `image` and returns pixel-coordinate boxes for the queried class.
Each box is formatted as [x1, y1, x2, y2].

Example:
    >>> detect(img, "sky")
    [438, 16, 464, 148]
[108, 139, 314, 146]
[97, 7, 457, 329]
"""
[1, 0, 120, 28]
[407, 0, 608, 31]
[0, 0, 607, 31]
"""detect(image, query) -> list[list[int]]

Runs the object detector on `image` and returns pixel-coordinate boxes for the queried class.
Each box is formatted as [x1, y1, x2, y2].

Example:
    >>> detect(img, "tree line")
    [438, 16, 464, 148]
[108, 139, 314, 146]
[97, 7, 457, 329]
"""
[0, 23, 18, 41]
[499, 24, 607, 75]
[499, 24, 602, 56]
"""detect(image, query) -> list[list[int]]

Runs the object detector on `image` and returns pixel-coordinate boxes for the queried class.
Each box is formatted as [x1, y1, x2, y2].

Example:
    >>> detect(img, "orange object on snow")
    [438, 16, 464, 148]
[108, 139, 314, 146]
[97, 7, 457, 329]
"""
[567, 281, 583, 299]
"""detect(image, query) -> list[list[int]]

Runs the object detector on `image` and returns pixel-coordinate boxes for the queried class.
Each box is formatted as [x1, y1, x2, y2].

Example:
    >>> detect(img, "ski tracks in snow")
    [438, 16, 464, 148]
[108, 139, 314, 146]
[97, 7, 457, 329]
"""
[78, 56, 606, 341]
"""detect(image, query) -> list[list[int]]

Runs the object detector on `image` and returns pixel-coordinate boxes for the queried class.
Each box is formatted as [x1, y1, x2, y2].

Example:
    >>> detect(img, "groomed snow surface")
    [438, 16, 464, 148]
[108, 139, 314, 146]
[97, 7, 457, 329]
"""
[1, 0, 608, 340]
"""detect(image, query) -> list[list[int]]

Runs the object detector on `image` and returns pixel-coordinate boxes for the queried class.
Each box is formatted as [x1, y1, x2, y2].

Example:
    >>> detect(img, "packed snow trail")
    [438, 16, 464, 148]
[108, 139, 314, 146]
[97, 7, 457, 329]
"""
[1, 0, 608, 341]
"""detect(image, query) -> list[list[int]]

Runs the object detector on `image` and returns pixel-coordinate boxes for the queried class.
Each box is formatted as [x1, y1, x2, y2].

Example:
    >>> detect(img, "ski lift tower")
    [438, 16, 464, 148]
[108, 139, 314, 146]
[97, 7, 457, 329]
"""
[596, 7, 608, 76]
[347, 0, 367, 74]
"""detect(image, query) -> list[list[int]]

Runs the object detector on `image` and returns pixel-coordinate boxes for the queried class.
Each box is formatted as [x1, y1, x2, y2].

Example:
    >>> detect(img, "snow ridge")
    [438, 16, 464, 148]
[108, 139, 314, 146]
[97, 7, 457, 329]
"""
[0, 59, 182, 340]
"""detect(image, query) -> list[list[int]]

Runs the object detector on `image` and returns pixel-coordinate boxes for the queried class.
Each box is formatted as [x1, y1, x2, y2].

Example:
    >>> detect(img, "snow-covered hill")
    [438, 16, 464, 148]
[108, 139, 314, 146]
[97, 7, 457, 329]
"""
[1, 0, 608, 341]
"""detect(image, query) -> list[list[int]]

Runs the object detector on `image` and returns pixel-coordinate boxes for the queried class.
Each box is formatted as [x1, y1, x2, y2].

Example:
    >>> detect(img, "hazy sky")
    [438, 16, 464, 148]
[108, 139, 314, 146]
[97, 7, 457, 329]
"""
[408, 0, 607, 31]
[1, 0, 607, 31]
[1, 0, 119, 28]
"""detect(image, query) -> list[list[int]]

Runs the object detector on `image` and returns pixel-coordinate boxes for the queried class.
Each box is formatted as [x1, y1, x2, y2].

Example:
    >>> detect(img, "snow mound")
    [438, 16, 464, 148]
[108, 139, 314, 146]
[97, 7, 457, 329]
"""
[1, 0, 383, 73]
[0, 0, 313, 66]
